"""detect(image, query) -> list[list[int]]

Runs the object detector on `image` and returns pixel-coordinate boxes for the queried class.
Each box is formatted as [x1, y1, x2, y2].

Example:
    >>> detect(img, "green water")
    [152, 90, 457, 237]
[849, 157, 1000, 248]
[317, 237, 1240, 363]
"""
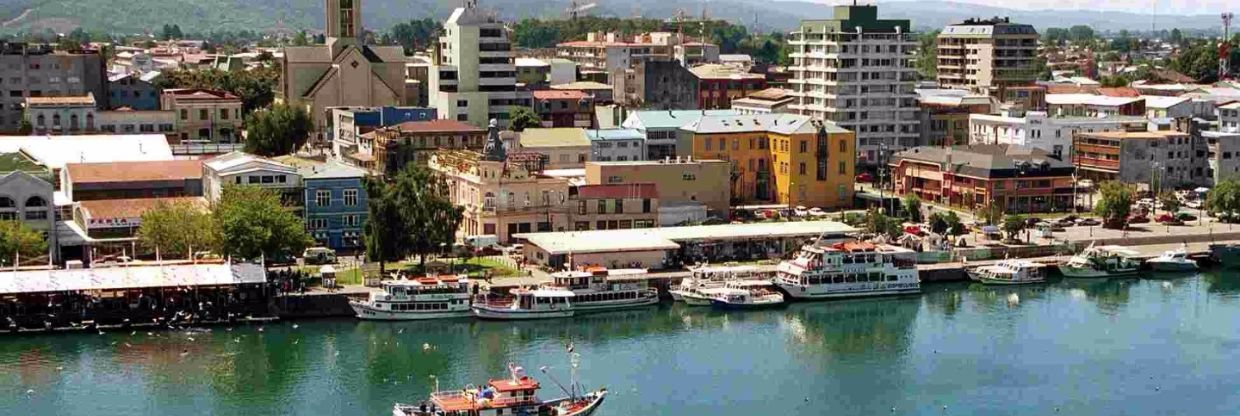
[3, 272, 1240, 415]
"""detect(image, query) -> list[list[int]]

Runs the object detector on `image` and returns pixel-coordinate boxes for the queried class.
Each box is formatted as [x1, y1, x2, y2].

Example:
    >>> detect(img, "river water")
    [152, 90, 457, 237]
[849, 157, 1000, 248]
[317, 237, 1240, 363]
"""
[3, 272, 1240, 415]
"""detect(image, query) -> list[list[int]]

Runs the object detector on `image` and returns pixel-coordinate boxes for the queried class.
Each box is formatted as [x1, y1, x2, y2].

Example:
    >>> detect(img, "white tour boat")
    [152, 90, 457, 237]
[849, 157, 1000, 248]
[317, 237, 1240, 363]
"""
[671, 264, 763, 306]
[546, 267, 659, 313]
[350, 275, 473, 320]
[1057, 243, 1142, 278]
[709, 279, 785, 309]
[775, 241, 921, 300]
[1146, 245, 1198, 272]
[967, 260, 1048, 285]
[393, 363, 606, 416]
[472, 288, 575, 320]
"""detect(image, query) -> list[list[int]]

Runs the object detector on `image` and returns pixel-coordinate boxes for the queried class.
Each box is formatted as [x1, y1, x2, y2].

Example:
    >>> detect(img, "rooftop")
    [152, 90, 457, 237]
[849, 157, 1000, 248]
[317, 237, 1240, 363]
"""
[0, 263, 265, 295]
[66, 160, 202, 183]
[0, 135, 174, 169]
[387, 119, 485, 133]
[516, 221, 857, 254]
[550, 81, 612, 91]
[26, 95, 96, 107]
[519, 128, 591, 148]
[625, 109, 738, 130]
[162, 88, 240, 101]
[0, 152, 44, 173]
[1045, 94, 1143, 107]
[1079, 130, 1188, 140]
[746, 88, 793, 101]
[576, 183, 657, 199]
[681, 113, 849, 135]
[688, 64, 765, 80]
[532, 90, 589, 100]
[79, 197, 207, 220]
[892, 144, 1073, 178]
[585, 128, 644, 141]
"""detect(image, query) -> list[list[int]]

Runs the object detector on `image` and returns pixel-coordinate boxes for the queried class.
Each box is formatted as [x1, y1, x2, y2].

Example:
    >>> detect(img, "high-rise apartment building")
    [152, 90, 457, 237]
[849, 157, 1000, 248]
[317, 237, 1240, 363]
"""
[0, 42, 107, 133]
[937, 18, 1039, 94]
[429, 1, 530, 128]
[787, 5, 919, 167]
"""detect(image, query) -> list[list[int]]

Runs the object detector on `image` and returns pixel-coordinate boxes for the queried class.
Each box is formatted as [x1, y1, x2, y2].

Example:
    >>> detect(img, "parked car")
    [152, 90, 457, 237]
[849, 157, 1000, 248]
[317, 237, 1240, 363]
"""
[794, 206, 809, 217]
[1127, 215, 1150, 224]
[808, 207, 828, 217]
[855, 172, 873, 183]
[1176, 213, 1197, 222]
[303, 247, 337, 265]
[1052, 217, 1077, 227]
[1075, 217, 1101, 226]
[1024, 217, 1042, 227]
[1154, 213, 1184, 225]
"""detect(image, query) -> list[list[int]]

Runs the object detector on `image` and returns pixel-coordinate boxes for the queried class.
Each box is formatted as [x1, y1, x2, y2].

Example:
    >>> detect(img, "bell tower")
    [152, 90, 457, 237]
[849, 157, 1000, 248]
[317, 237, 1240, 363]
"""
[325, 0, 361, 53]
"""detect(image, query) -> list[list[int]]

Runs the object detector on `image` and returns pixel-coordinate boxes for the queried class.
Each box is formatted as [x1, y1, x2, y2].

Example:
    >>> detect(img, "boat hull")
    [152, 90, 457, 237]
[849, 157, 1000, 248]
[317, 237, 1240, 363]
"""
[350, 301, 473, 321]
[1210, 245, 1240, 268]
[978, 276, 1045, 285]
[471, 305, 574, 320]
[710, 299, 785, 310]
[1057, 265, 1139, 278]
[675, 291, 715, 306]
[1147, 261, 1198, 272]
[573, 295, 660, 313]
[777, 283, 922, 300]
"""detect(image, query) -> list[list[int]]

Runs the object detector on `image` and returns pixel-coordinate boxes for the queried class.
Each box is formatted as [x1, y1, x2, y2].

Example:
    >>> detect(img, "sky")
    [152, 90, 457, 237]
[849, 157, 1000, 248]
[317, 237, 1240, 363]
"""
[813, 0, 1238, 15]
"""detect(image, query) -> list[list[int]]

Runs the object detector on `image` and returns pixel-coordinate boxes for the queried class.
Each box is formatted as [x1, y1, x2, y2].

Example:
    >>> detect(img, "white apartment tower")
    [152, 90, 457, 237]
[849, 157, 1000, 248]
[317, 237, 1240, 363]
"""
[788, 5, 919, 166]
[429, 0, 530, 127]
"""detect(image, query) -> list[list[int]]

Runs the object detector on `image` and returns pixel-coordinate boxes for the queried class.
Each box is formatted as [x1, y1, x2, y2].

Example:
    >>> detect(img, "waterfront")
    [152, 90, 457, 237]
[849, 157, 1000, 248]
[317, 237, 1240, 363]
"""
[3, 272, 1240, 415]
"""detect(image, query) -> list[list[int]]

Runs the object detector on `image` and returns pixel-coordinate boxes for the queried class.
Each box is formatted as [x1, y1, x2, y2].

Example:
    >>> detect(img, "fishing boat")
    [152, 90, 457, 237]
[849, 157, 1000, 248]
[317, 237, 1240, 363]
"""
[670, 265, 762, 306]
[774, 241, 921, 300]
[546, 267, 658, 313]
[1057, 243, 1141, 278]
[709, 280, 785, 309]
[392, 363, 606, 416]
[1146, 245, 1198, 272]
[472, 288, 575, 320]
[1209, 244, 1240, 268]
[350, 275, 473, 320]
[967, 260, 1047, 285]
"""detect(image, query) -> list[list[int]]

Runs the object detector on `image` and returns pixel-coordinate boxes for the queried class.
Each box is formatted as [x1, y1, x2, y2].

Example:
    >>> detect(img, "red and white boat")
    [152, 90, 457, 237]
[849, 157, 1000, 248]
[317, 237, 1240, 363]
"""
[393, 363, 606, 416]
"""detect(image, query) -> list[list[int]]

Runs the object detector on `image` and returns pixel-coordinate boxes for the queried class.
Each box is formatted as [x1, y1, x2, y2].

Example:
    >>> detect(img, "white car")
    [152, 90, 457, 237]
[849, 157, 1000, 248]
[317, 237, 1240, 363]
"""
[794, 206, 809, 217]
[808, 207, 828, 217]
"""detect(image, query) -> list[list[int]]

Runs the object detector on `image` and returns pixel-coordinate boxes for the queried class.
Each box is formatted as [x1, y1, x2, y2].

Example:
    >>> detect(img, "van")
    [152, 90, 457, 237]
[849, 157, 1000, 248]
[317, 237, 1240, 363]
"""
[303, 247, 337, 265]
[464, 234, 500, 254]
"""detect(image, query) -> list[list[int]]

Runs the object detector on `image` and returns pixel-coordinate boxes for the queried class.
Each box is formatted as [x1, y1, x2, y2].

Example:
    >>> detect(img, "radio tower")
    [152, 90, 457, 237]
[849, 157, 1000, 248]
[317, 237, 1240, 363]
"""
[1223, 13, 1234, 80]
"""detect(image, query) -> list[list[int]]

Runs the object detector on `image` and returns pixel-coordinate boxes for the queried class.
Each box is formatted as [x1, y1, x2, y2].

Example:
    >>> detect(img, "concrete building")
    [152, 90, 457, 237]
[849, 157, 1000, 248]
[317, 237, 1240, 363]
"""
[25, 95, 98, 135]
[731, 88, 795, 115]
[569, 183, 659, 231]
[1142, 95, 1193, 119]
[404, 56, 432, 107]
[97, 109, 177, 136]
[1221, 102, 1240, 133]
[585, 158, 731, 221]
[107, 71, 162, 111]
[63, 160, 203, 201]
[936, 17, 1039, 93]
[787, 5, 919, 167]
[202, 152, 302, 204]
[689, 64, 768, 110]
[678, 113, 856, 208]
[719, 54, 754, 70]
[890, 144, 1076, 213]
[74, 197, 206, 241]
[1205, 131, 1240, 184]
[0, 135, 174, 190]
[531, 90, 594, 128]
[279, 0, 408, 129]
[1045, 94, 1146, 118]
[613, 59, 699, 109]
[586, 128, 645, 162]
[555, 32, 714, 83]
[518, 128, 592, 169]
[675, 42, 721, 67]
[621, 109, 738, 160]
[1074, 130, 1207, 190]
[0, 43, 108, 133]
[515, 57, 550, 86]
[161, 88, 243, 143]
[429, 2, 530, 127]
[329, 106, 437, 159]
[969, 110, 1148, 159]
[297, 160, 369, 250]
[0, 152, 57, 261]
[916, 89, 997, 146]
[431, 148, 573, 242]
[359, 119, 486, 175]
[550, 82, 613, 104]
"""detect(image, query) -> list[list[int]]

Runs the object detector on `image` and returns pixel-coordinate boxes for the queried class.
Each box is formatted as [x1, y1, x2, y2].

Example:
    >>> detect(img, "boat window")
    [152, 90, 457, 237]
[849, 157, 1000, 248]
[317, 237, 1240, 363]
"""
[887, 275, 898, 282]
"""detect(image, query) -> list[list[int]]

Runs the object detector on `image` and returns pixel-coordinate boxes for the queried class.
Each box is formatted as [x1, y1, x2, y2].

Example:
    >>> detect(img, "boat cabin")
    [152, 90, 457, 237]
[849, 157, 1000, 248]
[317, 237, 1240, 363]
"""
[509, 288, 574, 310]
[380, 275, 470, 299]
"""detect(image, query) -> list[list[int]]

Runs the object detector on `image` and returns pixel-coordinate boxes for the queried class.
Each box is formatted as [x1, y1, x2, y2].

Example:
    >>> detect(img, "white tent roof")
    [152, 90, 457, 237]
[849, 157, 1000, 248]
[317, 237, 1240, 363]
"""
[0, 263, 265, 295]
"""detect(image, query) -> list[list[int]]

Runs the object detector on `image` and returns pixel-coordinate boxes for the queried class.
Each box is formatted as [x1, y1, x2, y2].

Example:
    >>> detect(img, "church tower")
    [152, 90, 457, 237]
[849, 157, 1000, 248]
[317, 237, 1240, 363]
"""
[325, 0, 361, 53]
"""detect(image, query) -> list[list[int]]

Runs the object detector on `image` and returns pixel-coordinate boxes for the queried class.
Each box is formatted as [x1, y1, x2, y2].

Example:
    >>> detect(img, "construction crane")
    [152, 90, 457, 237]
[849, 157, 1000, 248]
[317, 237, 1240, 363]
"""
[565, 0, 597, 20]
[1223, 12, 1234, 80]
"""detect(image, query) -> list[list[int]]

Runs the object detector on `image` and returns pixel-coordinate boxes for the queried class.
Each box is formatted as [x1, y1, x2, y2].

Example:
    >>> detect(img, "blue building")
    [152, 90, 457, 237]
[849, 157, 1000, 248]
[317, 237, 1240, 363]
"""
[329, 106, 436, 143]
[107, 71, 162, 111]
[300, 160, 370, 251]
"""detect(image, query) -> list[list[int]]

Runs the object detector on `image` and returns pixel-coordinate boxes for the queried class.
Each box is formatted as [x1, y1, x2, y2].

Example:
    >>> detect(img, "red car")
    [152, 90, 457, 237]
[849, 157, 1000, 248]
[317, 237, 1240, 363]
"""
[856, 172, 874, 183]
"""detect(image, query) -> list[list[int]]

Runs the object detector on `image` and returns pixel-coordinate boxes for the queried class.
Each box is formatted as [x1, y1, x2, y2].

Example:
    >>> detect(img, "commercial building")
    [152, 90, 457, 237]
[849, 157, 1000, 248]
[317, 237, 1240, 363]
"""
[202, 152, 303, 205]
[568, 183, 659, 231]
[550, 81, 613, 104]
[1217, 101, 1240, 133]
[1142, 95, 1193, 119]
[354, 119, 486, 175]
[585, 158, 731, 221]
[96, 109, 177, 136]
[936, 18, 1039, 93]
[531, 90, 594, 128]
[0, 135, 175, 189]
[613, 59, 699, 109]
[586, 128, 645, 162]
[1045, 94, 1146, 118]
[429, 2, 530, 127]
[787, 5, 920, 167]
[63, 160, 202, 201]
[297, 160, 369, 250]
[731, 88, 795, 115]
[969, 109, 1148, 158]
[0, 43, 108, 133]
[107, 71, 162, 111]
[161, 88, 243, 143]
[329, 106, 437, 162]
[1073, 130, 1207, 190]
[517, 128, 592, 169]
[431, 146, 572, 242]
[689, 64, 767, 110]
[1204, 130, 1240, 184]
[621, 109, 738, 160]
[916, 88, 997, 146]
[74, 197, 206, 240]
[279, 0, 408, 129]
[678, 113, 856, 209]
[890, 145, 1076, 213]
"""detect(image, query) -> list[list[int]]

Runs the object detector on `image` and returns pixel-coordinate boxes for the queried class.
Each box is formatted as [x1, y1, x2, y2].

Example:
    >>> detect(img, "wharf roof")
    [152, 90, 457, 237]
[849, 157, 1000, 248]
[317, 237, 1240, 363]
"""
[79, 197, 206, 220]
[681, 113, 848, 135]
[387, 119, 486, 133]
[516, 221, 856, 255]
[891, 144, 1073, 178]
[66, 160, 202, 183]
[575, 183, 657, 199]
[0, 135, 174, 169]
[585, 128, 644, 141]
[519, 128, 590, 148]
[0, 263, 266, 295]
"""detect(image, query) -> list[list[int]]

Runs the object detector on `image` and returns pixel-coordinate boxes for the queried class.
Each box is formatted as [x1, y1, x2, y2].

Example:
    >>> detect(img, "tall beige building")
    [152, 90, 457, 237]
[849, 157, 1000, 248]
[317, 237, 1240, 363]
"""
[937, 18, 1039, 94]
[279, 0, 408, 131]
[429, 1, 530, 128]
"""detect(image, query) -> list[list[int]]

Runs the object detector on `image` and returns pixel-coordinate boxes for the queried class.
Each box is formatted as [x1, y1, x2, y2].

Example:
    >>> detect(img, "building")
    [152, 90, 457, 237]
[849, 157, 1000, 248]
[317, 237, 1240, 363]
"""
[517, 128, 592, 169]
[431, 147, 572, 243]
[531, 90, 594, 128]
[515, 57, 550, 86]
[429, 2, 529, 127]
[689, 64, 768, 110]
[586, 128, 645, 162]
[568, 183, 659, 231]
[678, 113, 856, 208]
[1204, 130, 1240, 184]
[24, 95, 99, 135]
[731, 88, 795, 115]
[621, 109, 737, 160]
[357, 119, 486, 175]
[787, 5, 919, 167]
[997, 85, 1047, 111]
[405, 56, 432, 107]
[1142, 95, 1193, 119]
[107, 71, 162, 111]
[890, 144, 1076, 213]
[202, 152, 303, 204]
[1045, 94, 1145, 117]
[550, 81, 613, 104]
[0, 152, 56, 261]
[585, 158, 731, 221]
[1221, 102, 1240, 133]
[63, 160, 202, 201]
[96, 109, 177, 136]
[613, 59, 699, 109]
[1073, 130, 1207, 190]
[969, 110, 1148, 158]
[161, 88, 243, 143]
[675, 42, 721, 67]
[329, 106, 437, 159]
[74, 197, 206, 240]
[279, 0, 408, 129]
[916, 89, 997, 146]
[0, 135, 175, 190]
[298, 160, 369, 250]
[936, 17, 1039, 93]
[555, 32, 714, 82]
[0, 43, 108, 133]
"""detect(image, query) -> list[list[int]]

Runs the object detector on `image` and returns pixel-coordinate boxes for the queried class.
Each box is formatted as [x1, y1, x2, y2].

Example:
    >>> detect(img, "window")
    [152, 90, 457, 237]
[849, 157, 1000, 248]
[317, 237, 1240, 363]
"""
[343, 215, 360, 227]
[838, 161, 846, 175]
[316, 190, 331, 207]
[344, 189, 358, 206]
[607, 175, 622, 184]
[799, 162, 807, 175]
[25, 196, 47, 207]
[179, 109, 188, 120]
[220, 109, 229, 120]
[642, 199, 651, 213]
[839, 139, 847, 153]
[199, 109, 209, 120]
[578, 200, 587, 214]
[457, 114, 468, 121]
[310, 218, 328, 229]
[25, 210, 47, 220]
[800, 140, 807, 153]
[615, 199, 624, 214]
[682, 173, 696, 180]
[456, 99, 468, 107]
[597, 199, 607, 214]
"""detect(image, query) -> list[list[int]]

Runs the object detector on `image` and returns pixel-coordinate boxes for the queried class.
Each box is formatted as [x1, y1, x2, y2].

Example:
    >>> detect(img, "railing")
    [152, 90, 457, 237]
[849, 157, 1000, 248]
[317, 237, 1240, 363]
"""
[171, 142, 244, 155]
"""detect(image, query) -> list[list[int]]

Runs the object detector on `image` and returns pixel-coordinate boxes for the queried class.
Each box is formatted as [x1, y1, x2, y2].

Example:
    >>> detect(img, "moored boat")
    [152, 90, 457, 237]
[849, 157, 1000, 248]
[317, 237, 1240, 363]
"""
[472, 288, 575, 320]
[546, 267, 658, 313]
[1146, 246, 1198, 272]
[967, 260, 1047, 285]
[774, 241, 921, 300]
[709, 280, 785, 309]
[1057, 243, 1141, 278]
[1209, 244, 1240, 268]
[350, 275, 473, 320]
[671, 264, 761, 306]
[392, 363, 606, 416]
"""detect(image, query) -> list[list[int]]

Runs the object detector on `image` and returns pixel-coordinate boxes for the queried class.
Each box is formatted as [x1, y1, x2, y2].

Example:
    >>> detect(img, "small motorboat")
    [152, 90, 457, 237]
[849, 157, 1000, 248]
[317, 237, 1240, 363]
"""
[392, 362, 606, 416]
[709, 280, 785, 310]
[968, 259, 1048, 285]
[1146, 246, 1198, 272]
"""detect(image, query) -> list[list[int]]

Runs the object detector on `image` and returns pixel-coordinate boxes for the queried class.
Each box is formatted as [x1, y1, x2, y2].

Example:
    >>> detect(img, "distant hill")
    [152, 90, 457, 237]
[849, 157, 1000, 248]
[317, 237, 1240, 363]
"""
[0, 0, 1227, 36]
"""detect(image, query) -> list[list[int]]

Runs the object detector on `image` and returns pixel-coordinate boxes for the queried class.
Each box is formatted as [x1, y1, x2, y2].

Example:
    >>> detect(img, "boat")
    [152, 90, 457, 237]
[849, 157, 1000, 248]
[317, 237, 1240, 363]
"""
[350, 275, 473, 320]
[472, 288, 575, 320]
[774, 241, 921, 300]
[1146, 245, 1198, 272]
[546, 267, 659, 313]
[392, 363, 606, 416]
[709, 280, 785, 309]
[967, 260, 1047, 285]
[670, 265, 762, 306]
[1057, 243, 1141, 278]
[1209, 244, 1240, 268]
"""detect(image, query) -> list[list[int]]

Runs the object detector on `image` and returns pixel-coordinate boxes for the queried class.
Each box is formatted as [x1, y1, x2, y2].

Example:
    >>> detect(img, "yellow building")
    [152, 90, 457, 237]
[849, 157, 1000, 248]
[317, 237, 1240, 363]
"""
[677, 113, 855, 209]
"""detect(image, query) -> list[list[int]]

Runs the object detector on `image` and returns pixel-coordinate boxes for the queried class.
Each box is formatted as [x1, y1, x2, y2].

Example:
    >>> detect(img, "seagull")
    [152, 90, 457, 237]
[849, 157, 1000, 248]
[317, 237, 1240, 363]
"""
[124, 343, 133, 348]
[397, 328, 404, 334]
[24, 389, 34, 395]
[130, 331, 136, 336]
[55, 366, 63, 371]
[234, 338, 241, 343]
[292, 324, 299, 329]
[257, 326, 265, 333]
[293, 339, 299, 345]
[187, 337, 195, 342]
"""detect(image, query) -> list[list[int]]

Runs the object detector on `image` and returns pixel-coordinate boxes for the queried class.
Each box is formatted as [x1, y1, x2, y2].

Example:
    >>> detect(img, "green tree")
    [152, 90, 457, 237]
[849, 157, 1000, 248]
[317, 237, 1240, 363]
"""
[944, 211, 966, 236]
[1169, 28, 1183, 45]
[389, 18, 440, 54]
[17, 119, 32, 135]
[863, 208, 902, 240]
[1100, 74, 1132, 88]
[244, 104, 312, 157]
[915, 30, 940, 79]
[213, 185, 312, 261]
[292, 30, 310, 46]
[159, 67, 280, 114]
[1157, 191, 1181, 215]
[901, 194, 923, 223]
[1068, 25, 1095, 44]
[362, 176, 406, 275]
[1171, 42, 1220, 83]
[0, 220, 46, 267]
[927, 212, 948, 235]
[508, 107, 542, 132]
[1094, 181, 1133, 228]
[1208, 179, 1240, 221]
[137, 200, 217, 259]
[1002, 214, 1026, 242]
[392, 166, 464, 267]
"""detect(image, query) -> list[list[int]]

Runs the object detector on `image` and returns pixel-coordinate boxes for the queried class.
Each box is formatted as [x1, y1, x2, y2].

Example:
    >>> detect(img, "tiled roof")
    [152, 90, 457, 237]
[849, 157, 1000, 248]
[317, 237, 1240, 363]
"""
[388, 119, 485, 133]
[550, 81, 612, 90]
[26, 95, 96, 106]
[532, 90, 588, 100]
[576, 183, 657, 199]
[66, 160, 202, 183]
[689, 64, 765, 80]
[1096, 87, 1141, 97]
[79, 196, 206, 220]
[892, 144, 1072, 178]
[163, 88, 240, 101]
